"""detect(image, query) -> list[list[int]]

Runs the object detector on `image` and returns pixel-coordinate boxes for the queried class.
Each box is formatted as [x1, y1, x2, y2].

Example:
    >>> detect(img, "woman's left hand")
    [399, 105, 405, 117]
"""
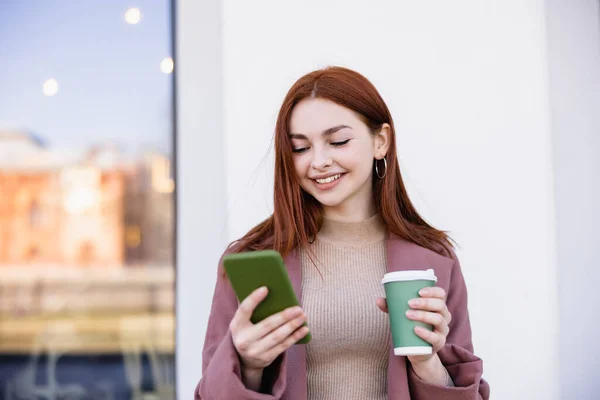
[376, 286, 451, 364]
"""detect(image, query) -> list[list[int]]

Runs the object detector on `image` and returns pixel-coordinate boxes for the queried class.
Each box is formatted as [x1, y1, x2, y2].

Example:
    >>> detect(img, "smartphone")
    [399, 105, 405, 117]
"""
[223, 249, 311, 344]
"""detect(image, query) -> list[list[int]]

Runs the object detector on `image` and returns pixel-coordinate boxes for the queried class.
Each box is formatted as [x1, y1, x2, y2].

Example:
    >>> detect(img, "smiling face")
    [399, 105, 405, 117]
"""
[289, 98, 390, 221]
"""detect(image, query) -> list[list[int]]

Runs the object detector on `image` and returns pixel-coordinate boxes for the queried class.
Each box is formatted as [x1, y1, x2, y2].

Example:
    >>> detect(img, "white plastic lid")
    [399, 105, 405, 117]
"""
[381, 269, 437, 284]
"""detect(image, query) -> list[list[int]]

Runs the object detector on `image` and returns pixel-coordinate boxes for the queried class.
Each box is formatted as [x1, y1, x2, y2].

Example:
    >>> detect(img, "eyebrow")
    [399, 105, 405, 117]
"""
[289, 124, 352, 140]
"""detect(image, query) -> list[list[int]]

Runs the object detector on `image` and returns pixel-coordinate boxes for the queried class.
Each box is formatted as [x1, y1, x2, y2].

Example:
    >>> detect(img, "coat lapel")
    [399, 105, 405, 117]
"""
[283, 249, 308, 399]
[385, 233, 412, 399]
[385, 234, 455, 398]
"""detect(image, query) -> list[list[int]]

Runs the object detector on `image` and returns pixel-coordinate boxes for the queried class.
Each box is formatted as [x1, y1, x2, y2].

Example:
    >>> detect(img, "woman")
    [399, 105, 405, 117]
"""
[195, 66, 489, 399]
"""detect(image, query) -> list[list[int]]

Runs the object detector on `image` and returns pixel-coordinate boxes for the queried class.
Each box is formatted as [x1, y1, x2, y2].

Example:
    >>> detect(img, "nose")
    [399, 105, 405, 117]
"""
[310, 146, 332, 170]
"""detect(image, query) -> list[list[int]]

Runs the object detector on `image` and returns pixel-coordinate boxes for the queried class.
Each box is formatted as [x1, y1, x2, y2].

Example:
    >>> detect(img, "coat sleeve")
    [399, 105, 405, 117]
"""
[194, 249, 288, 400]
[407, 249, 491, 400]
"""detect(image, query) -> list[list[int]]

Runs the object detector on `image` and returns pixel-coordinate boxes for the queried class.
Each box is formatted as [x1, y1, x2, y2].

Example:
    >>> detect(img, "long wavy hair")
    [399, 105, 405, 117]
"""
[231, 66, 452, 258]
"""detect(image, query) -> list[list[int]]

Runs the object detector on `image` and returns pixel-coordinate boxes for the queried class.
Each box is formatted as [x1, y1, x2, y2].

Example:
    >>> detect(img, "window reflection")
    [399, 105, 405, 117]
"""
[0, 2, 175, 399]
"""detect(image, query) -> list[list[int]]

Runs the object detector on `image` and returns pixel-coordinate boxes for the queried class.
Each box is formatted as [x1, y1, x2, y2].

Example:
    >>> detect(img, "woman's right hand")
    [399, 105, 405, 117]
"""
[229, 286, 309, 373]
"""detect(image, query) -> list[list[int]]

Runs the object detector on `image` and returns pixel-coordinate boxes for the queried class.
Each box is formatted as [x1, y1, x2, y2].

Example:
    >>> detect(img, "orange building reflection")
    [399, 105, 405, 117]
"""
[0, 131, 125, 266]
[0, 130, 175, 355]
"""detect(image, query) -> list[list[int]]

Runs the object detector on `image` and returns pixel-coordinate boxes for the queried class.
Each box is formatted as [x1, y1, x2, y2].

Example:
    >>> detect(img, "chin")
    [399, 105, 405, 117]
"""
[310, 193, 346, 208]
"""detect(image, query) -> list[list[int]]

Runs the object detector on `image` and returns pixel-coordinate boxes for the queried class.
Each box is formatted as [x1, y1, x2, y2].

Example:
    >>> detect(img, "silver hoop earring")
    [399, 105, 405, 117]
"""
[375, 158, 387, 179]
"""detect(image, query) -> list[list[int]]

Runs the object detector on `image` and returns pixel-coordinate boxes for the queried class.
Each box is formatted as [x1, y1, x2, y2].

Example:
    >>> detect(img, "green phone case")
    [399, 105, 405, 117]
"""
[223, 249, 311, 344]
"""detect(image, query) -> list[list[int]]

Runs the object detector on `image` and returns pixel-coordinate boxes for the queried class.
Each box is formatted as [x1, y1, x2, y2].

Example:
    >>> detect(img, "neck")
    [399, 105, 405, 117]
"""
[317, 213, 386, 246]
[323, 189, 377, 222]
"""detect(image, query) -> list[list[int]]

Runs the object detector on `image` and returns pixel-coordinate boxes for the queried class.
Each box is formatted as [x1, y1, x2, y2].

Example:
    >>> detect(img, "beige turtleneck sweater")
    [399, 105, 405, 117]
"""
[300, 214, 391, 400]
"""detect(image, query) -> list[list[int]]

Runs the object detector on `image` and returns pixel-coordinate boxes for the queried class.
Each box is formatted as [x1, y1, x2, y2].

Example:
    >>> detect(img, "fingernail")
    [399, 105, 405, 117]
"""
[419, 288, 429, 296]
[259, 286, 268, 293]
[408, 299, 419, 307]
[406, 310, 416, 318]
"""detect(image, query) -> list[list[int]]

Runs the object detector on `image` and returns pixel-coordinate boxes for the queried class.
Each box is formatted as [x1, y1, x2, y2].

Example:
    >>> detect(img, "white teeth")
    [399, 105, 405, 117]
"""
[315, 174, 341, 184]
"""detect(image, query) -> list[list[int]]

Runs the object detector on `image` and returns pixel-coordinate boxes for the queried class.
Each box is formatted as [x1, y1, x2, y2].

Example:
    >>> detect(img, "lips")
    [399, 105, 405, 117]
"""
[310, 173, 346, 191]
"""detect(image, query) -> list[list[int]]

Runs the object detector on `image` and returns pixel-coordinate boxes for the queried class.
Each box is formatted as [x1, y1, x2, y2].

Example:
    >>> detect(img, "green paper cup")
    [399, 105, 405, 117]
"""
[382, 269, 437, 356]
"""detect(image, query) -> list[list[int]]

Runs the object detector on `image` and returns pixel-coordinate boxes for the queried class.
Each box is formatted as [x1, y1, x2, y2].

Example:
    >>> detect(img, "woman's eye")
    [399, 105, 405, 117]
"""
[292, 147, 308, 154]
[331, 139, 350, 147]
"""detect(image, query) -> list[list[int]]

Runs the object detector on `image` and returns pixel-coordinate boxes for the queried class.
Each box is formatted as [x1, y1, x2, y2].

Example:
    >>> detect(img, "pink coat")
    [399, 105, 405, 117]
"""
[195, 234, 490, 399]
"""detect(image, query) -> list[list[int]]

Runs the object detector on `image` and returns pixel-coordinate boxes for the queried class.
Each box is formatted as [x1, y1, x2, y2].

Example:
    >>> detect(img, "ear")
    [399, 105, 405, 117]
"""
[373, 123, 391, 160]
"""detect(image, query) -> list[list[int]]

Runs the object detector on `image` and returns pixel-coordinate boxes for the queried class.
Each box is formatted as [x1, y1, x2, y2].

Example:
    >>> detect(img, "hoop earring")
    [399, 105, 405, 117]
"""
[375, 157, 387, 179]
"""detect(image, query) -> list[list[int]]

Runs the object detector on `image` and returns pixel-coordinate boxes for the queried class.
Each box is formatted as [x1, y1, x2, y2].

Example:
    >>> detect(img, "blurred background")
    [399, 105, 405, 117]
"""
[1, 1, 599, 399]
[0, 1, 175, 399]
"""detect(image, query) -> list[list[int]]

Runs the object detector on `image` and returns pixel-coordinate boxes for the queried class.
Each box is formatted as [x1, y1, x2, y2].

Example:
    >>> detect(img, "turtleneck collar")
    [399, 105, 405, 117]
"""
[316, 213, 387, 246]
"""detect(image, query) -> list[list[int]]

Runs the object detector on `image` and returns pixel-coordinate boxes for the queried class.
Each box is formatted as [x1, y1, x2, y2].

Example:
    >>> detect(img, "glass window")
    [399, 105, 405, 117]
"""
[0, 2, 175, 399]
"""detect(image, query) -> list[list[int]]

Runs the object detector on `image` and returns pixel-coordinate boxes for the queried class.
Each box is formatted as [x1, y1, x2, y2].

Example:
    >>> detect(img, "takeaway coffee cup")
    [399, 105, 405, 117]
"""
[382, 269, 438, 356]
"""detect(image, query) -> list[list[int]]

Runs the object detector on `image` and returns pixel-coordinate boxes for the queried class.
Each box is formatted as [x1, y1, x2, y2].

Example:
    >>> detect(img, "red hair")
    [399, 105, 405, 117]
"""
[231, 66, 452, 258]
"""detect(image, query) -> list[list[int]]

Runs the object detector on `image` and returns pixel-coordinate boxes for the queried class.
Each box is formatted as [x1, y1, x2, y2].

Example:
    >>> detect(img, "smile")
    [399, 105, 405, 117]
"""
[314, 174, 342, 184]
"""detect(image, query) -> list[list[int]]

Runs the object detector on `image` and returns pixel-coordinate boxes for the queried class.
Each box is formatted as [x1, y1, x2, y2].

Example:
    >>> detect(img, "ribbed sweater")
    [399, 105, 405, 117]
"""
[301, 214, 391, 400]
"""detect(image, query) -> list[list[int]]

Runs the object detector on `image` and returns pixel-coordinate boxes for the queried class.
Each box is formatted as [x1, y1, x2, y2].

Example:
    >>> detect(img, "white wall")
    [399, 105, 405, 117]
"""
[221, 2, 558, 399]
[545, 1, 600, 398]
[177, 1, 600, 399]
[175, 0, 228, 398]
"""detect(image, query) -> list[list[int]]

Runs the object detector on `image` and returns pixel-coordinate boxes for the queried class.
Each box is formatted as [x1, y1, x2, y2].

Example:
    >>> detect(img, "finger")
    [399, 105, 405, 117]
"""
[408, 297, 446, 313]
[414, 326, 446, 349]
[418, 286, 446, 300]
[407, 310, 450, 336]
[409, 297, 451, 323]
[262, 325, 310, 361]
[406, 309, 446, 329]
[255, 313, 307, 353]
[233, 305, 303, 354]
[230, 287, 268, 331]
[252, 306, 304, 338]
[376, 298, 388, 313]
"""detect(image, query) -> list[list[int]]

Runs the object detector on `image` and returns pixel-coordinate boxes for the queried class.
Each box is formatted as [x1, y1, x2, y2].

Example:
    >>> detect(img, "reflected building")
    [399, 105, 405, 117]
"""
[0, 130, 174, 268]
[124, 151, 174, 267]
[0, 130, 125, 266]
[0, 130, 175, 318]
